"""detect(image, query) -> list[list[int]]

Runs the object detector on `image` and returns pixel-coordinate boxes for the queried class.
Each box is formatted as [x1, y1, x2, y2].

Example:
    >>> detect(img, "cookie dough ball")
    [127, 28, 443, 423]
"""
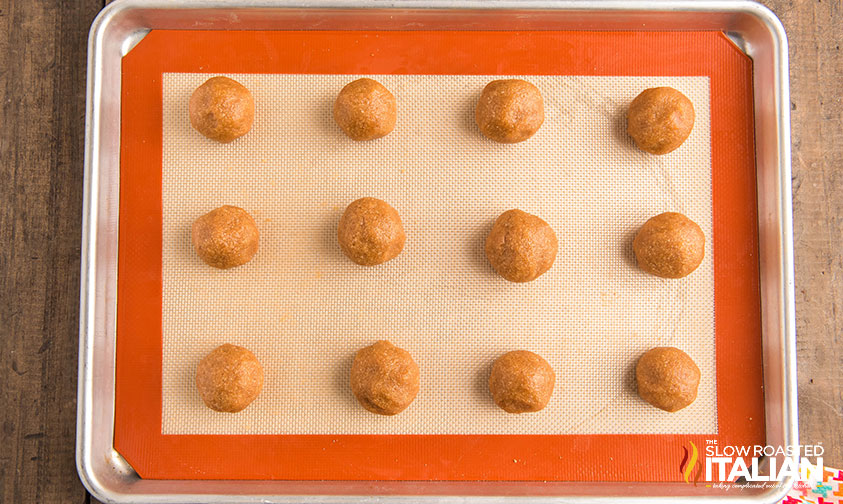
[350, 340, 420, 416]
[196, 344, 264, 413]
[485, 209, 558, 282]
[636, 347, 700, 412]
[633, 212, 704, 279]
[337, 197, 405, 266]
[191, 205, 260, 269]
[333, 78, 397, 141]
[475, 79, 544, 143]
[189, 76, 255, 143]
[627, 87, 695, 155]
[489, 350, 555, 413]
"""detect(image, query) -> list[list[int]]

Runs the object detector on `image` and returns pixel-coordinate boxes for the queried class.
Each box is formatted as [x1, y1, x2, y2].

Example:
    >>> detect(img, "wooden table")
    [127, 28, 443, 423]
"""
[0, 1, 839, 501]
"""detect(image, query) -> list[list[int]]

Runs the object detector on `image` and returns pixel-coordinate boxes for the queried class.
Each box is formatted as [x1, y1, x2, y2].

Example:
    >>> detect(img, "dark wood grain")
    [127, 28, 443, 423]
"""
[0, 0, 103, 502]
[0, 0, 839, 501]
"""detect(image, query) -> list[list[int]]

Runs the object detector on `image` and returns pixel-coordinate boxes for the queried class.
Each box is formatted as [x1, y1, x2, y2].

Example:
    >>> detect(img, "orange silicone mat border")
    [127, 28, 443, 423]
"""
[115, 30, 764, 481]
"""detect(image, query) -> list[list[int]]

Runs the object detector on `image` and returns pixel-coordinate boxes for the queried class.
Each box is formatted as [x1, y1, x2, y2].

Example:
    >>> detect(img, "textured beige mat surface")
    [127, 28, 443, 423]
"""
[161, 73, 714, 435]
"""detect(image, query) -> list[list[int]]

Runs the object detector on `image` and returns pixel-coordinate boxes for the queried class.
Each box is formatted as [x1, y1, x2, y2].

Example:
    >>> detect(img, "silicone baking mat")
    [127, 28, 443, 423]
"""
[115, 29, 764, 481]
[161, 73, 715, 436]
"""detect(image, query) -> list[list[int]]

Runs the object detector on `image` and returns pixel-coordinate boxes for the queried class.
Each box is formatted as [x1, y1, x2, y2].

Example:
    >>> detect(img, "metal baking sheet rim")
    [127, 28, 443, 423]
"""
[77, 1, 796, 502]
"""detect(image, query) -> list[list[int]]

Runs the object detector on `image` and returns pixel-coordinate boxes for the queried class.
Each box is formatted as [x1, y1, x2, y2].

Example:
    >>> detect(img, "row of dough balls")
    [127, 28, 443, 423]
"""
[189, 75, 696, 153]
[192, 198, 706, 281]
[196, 340, 701, 416]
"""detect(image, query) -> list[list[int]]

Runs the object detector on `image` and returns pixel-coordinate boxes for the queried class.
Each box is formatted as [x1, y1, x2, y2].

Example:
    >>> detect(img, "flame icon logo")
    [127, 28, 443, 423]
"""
[679, 441, 703, 485]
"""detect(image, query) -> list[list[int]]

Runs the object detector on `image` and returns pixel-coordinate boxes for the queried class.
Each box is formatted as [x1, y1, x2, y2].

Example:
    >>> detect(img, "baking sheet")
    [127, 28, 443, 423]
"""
[161, 73, 715, 435]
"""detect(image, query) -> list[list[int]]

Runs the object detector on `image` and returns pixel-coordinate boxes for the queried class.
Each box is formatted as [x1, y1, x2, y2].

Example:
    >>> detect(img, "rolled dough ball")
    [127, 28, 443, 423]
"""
[627, 87, 695, 155]
[189, 76, 255, 143]
[195, 344, 264, 413]
[485, 209, 558, 282]
[636, 347, 700, 412]
[337, 197, 405, 266]
[191, 205, 260, 269]
[350, 340, 420, 416]
[475, 79, 544, 143]
[489, 350, 555, 413]
[633, 212, 704, 279]
[333, 78, 397, 141]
